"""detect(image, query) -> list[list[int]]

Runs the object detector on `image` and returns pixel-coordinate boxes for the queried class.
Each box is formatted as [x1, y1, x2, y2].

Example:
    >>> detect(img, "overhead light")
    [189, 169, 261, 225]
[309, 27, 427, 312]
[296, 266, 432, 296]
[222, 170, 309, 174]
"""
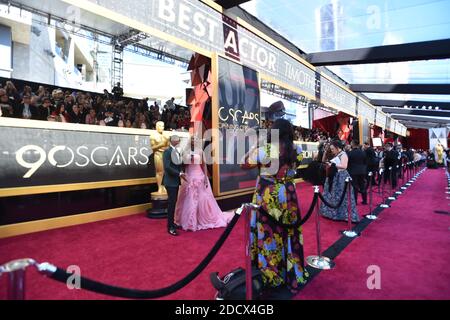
[428, 106, 433, 110]
[435, 107, 439, 110]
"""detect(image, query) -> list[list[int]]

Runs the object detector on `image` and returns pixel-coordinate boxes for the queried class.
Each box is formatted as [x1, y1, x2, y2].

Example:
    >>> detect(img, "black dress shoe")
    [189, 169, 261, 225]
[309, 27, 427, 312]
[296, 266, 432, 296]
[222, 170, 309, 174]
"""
[168, 229, 178, 236]
[173, 224, 182, 230]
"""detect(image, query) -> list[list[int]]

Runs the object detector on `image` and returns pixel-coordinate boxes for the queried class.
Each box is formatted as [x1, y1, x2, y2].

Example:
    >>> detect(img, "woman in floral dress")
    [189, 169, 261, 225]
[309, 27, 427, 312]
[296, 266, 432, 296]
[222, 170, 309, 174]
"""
[242, 119, 309, 293]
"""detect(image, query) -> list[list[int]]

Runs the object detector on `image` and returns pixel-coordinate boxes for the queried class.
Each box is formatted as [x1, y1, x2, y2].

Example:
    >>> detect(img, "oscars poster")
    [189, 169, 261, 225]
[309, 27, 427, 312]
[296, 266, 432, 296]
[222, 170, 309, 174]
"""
[217, 56, 260, 194]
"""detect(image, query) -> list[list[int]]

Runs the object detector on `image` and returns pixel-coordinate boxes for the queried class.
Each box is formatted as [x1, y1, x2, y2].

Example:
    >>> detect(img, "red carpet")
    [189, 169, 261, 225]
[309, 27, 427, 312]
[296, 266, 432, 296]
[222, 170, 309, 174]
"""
[1, 170, 447, 300]
[295, 168, 450, 300]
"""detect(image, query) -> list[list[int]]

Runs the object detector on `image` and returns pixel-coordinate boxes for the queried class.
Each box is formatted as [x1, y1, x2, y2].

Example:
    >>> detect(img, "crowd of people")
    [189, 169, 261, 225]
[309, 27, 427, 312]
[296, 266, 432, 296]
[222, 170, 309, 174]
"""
[313, 138, 436, 204]
[260, 120, 330, 143]
[0, 80, 191, 131]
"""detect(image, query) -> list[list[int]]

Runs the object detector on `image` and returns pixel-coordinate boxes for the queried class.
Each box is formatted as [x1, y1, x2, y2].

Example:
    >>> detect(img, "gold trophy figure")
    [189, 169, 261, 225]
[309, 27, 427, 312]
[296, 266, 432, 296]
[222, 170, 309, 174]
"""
[150, 121, 169, 199]
[435, 143, 444, 164]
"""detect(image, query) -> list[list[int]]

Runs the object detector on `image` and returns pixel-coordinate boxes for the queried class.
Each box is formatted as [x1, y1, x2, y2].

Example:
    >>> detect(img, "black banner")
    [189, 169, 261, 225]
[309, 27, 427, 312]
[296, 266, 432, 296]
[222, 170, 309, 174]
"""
[0, 126, 154, 189]
[217, 57, 260, 193]
[295, 142, 319, 167]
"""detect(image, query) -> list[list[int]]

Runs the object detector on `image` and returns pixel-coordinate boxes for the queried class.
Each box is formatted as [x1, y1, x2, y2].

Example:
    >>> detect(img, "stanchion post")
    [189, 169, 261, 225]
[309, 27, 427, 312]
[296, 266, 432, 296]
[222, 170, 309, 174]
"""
[346, 178, 352, 230]
[8, 269, 26, 300]
[388, 167, 396, 201]
[366, 172, 377, 220]
[395, 165, 402, 195]
[0, 258, 36, 300]
[401, 164, 408, 190]
[244, 204, 253, 301]
[380, 168, 389, 208]
[341, 177, 359, 238]
[306, 186, 335, 270]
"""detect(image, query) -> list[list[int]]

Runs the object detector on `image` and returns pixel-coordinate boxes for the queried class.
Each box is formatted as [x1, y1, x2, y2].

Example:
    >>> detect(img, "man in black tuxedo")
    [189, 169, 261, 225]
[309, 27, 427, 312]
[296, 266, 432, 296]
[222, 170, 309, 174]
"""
[383, 143, 399, 189]
[347, 140, 368, 204]
[162, 135, 187, 236]
[363, 141, 378, 186]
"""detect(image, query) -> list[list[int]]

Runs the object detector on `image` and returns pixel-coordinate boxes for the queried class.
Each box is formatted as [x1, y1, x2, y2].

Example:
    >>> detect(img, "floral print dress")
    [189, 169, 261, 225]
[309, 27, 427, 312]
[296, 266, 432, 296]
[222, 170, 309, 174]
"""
[245, 143, 309, 292]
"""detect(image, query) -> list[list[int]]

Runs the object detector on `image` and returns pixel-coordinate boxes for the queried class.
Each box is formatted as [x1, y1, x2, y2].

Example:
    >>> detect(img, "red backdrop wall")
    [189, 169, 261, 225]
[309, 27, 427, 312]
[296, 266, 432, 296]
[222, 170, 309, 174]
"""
[405, 128, 429, 150]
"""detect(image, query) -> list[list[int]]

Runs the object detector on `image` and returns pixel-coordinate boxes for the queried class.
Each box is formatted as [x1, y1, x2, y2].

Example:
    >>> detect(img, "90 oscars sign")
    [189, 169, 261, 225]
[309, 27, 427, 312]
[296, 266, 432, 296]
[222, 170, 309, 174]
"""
[0, 126, 153, 189]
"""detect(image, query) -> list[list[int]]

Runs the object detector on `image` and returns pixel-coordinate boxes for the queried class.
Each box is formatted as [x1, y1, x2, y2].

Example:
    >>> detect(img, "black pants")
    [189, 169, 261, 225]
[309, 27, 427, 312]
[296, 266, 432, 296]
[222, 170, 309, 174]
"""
[166, 186, 179, 231]
[351, 174, 367, 204]
[384, 168, 397, 189]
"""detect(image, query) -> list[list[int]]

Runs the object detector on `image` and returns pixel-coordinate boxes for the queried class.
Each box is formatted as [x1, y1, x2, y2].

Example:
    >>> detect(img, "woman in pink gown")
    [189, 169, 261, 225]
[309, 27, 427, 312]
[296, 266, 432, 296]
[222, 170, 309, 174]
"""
[174, 146, 234, 231]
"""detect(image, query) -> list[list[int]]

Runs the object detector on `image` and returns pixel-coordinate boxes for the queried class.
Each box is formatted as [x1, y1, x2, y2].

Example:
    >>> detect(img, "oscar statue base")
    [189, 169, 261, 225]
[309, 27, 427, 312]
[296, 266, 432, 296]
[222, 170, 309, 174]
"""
[147, 192, 168, 219]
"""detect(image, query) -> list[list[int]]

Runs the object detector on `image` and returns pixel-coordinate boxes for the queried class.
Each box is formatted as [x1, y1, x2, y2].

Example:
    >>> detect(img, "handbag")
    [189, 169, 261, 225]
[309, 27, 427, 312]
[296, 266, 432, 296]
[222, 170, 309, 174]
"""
[210, 267, 264, 300]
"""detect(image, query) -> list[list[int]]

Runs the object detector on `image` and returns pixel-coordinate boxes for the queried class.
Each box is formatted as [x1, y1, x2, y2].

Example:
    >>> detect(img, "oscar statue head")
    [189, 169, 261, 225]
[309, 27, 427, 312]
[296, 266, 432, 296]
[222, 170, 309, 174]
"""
[156, 121, 164, 134]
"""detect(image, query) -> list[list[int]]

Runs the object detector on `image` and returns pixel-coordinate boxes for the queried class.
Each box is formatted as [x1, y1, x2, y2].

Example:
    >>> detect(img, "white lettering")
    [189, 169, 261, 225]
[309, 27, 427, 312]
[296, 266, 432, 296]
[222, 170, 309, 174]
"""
[268, 53, 276, 71]
[192, 11, 206, 37]
[224, 30, 238, 55]
[218, 107, 229, 122]
[256, 47, 268, 67]
[158, 0, 176, 23]
[16, 145, 46, 178]
[138, 147, 150, 165]
[48, 146, 74, 168]
[109, 146, 128, 166]
[248, 41, 257, 61]
[238, 37, 248, 59]
[128, 147, 138, 165]
[178, 3, 191, 31]
[75, 146, 90, 167]
[205, 18, 218, 43]
[91, 146, 108, 167]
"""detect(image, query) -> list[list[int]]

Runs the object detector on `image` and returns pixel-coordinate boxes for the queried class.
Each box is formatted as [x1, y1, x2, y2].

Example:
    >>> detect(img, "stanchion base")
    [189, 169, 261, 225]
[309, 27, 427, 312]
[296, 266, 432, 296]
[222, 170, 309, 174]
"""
[341, 230, 359, 238]
[395, 191, 402, 195]
[380, 204, 390, 208]
[306, 255, 335, 270]
[406, 183, 412, 186]
[365, 214, 377, 220]
[388, 197, 396, 200]
[401, 187, 407, 190]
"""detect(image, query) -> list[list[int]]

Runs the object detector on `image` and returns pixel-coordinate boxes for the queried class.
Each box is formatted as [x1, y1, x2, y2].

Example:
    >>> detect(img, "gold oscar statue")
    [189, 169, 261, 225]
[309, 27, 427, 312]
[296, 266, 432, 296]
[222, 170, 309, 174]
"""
[435, 143, 444, 164]
[150, 121, 169, 200]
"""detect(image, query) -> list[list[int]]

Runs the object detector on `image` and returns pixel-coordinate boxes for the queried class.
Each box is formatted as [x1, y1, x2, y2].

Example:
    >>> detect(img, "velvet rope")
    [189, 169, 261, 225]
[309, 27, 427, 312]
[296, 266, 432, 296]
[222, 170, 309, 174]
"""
[318, 181, 349, 209]
[47, 213, 241, 299]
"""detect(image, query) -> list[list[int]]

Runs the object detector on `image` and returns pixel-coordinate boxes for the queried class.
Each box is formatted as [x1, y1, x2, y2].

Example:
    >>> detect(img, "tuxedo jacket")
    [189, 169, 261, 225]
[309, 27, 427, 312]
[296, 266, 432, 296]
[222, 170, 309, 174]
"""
[162, 147, 183, 187]
[347, 148, 368, 175]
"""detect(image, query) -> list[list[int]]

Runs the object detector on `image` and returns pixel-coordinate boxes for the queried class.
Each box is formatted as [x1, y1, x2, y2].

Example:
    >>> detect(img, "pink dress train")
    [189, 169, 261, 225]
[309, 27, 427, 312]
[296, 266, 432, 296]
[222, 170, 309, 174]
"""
[174, 156, 234, 231]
